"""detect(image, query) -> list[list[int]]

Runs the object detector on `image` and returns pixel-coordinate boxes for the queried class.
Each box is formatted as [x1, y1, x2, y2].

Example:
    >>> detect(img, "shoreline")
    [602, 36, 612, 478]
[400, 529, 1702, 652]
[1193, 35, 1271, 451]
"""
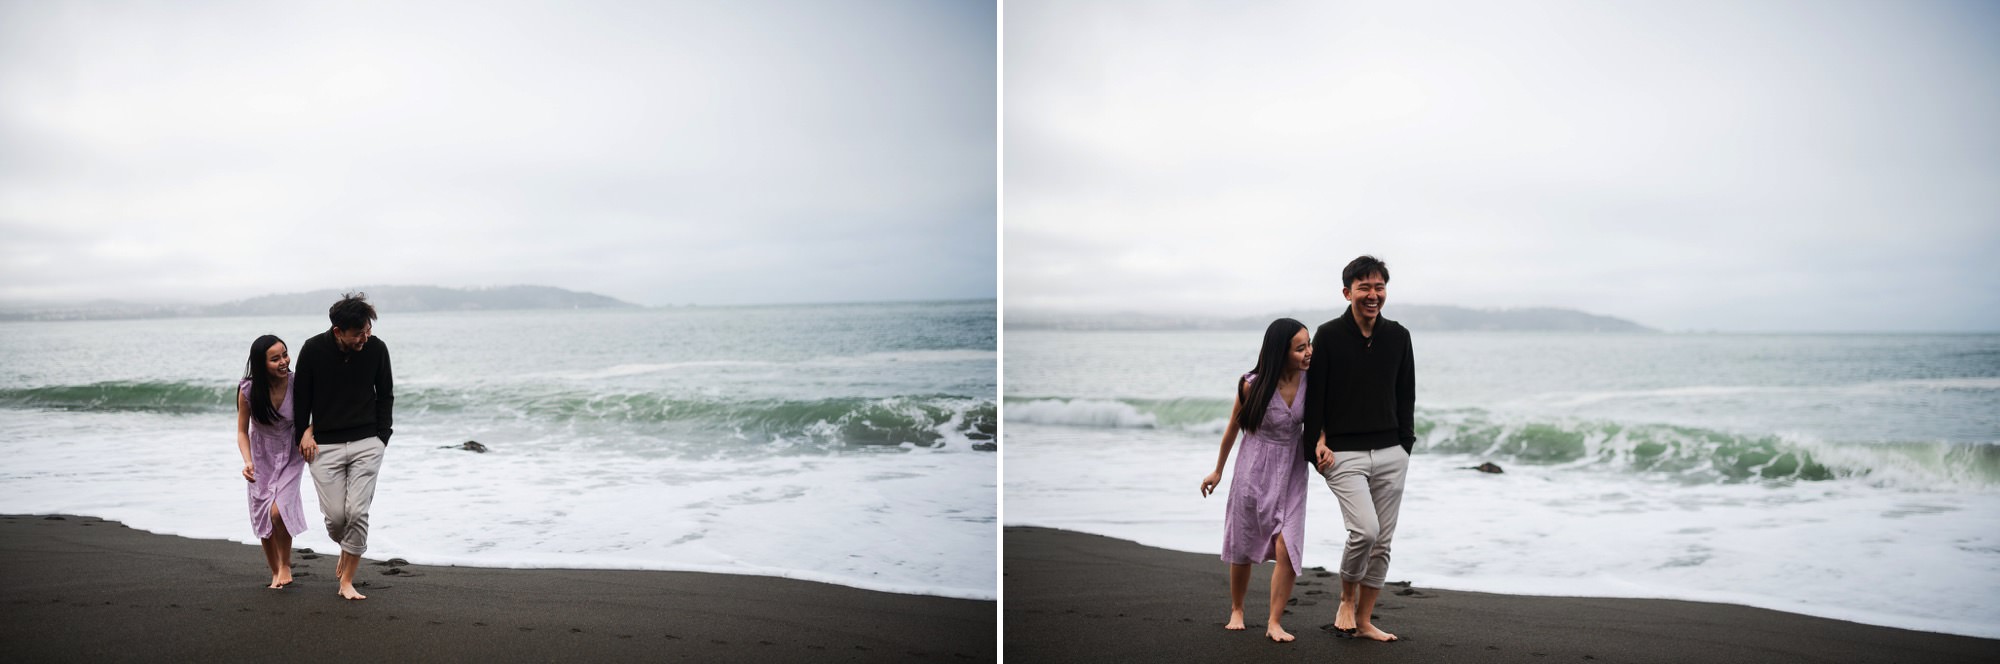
[1003, 526, 1998, 663]
[0, 514, 994, 662]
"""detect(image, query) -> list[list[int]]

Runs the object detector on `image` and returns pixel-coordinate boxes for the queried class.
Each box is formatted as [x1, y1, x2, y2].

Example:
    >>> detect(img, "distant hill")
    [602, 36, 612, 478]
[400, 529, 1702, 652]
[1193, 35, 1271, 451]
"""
[0, 285, 639, 321]
[1008, 304, 1655, 333]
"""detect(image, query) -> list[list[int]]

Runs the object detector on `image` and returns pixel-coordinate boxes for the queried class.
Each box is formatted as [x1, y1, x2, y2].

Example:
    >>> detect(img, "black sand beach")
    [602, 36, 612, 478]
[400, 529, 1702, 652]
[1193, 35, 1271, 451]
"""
[0, 514, 994, 662]
[1004, 526, 1996, 663]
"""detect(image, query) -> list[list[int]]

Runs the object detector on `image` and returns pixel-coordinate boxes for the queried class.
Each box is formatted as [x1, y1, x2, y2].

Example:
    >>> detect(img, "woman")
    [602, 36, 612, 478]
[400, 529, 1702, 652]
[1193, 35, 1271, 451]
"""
[235, 334, 308, 588]
[1200, 318, 1313, 642]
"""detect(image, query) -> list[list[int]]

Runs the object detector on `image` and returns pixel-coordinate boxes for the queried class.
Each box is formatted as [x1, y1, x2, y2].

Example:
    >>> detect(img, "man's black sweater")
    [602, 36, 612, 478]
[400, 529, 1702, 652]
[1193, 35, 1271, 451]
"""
[292, 331, 394, 447]
[1299, 306, 1415, 461]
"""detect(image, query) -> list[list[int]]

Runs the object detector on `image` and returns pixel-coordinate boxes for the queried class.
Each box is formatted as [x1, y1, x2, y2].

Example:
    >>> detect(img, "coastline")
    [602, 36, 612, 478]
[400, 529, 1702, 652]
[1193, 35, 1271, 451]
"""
[1003, 526, 1997, 663]
[0, 514, 994, 662]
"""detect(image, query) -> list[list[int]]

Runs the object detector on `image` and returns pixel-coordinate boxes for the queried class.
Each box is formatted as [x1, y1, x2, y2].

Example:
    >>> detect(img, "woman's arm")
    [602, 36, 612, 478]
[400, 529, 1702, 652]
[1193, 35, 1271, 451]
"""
[236, 389, 255, 483]
[1201, 379, 1251, 497]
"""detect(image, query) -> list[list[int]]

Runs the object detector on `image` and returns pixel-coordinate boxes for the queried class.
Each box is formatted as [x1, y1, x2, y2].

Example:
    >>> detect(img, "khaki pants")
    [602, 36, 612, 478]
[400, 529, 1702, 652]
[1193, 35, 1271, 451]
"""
[309, 437, 385, 556]
[1318, 445, 1408, 589]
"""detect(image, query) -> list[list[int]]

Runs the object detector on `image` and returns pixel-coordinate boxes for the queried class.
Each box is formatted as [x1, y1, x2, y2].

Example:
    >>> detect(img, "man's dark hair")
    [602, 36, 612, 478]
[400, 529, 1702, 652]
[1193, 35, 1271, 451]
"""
[1342, 255, 1390, 289]
[329, 292, 378, 331]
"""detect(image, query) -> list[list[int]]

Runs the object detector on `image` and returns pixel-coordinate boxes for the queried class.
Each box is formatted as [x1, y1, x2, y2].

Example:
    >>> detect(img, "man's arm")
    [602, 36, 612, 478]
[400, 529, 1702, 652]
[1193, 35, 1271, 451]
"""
[1397, 327, 1415, 455]
[375, 341, 394, 445]
[1300, 324, 1332, 454]
[292, 342, 314, 447]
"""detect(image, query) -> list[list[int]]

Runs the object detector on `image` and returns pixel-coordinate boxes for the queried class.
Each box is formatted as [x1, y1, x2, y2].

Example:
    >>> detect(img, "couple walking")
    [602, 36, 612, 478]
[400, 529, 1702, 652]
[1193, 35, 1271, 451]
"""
[1200, 255, 1414, 643]
[233, 293, 394, 600]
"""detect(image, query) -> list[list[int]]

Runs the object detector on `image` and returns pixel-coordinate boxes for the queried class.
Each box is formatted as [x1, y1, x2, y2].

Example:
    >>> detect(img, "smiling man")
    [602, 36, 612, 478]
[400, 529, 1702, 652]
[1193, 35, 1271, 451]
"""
[1300, 255, 1416, 642]
[292, 292, 394, 601]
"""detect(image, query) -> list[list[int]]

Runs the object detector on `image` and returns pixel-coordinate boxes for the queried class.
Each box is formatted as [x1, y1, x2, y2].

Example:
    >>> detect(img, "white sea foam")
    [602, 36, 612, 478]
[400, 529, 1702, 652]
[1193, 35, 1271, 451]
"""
[1003, 423, 2000, 639]
[0, 409, 997, 600]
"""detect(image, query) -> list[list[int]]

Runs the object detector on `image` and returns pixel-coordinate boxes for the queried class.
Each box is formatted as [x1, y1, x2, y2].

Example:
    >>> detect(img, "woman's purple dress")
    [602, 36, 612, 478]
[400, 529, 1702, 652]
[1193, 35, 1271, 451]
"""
[1221, 372, 1309, 576]
[241, 378, 307, 539]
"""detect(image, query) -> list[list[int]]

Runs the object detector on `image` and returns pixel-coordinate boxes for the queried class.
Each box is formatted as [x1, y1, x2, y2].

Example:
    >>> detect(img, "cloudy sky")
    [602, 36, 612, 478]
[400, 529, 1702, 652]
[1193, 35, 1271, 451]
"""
[1, 0, 994, 307]
[1007, 0, 2000, 332]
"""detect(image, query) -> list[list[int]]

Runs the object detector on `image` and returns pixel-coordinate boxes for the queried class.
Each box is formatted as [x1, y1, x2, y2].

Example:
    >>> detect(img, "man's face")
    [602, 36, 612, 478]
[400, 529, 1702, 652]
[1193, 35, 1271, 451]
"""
[1343, 272, 1387, 324]
[333, 322, 372, 352]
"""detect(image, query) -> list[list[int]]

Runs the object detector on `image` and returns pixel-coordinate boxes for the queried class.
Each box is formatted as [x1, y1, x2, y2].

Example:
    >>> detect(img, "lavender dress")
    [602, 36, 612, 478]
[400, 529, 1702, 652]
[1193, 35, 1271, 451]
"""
[241, 378, 307, 539]
[1221, 372, 1309, 576]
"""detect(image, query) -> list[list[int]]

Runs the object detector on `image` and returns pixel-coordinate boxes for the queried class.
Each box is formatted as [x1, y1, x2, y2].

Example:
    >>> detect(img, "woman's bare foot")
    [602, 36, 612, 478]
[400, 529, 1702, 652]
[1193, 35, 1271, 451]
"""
[1266, 624, 1295, 642]
[1334, 600, 1358, 632]
[1225, 608, 1246, 630]
[338, 584, 367, 600]
[267, 571, 293, 589]
[1355, 625, 1398, 642]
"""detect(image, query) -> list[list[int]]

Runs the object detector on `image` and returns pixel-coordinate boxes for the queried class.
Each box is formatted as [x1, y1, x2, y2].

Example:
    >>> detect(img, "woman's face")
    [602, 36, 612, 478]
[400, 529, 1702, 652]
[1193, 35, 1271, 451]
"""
[1288, 328, 1311, 373]
[265, 342, 291, 380]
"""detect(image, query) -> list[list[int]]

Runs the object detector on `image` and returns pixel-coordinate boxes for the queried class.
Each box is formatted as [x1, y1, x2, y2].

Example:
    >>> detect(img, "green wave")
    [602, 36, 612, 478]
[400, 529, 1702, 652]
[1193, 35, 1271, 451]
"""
[3, 381, 996, 449]
[1004, 396, 2000, 487]
[0, 381, 233, 413]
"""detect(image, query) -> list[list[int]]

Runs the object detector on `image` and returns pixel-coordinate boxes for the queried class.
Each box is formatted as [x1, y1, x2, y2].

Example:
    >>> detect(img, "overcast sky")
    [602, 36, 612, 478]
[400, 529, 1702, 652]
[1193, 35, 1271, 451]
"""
[1006, 0, 2000, 332]
[1, 0, 994, 307]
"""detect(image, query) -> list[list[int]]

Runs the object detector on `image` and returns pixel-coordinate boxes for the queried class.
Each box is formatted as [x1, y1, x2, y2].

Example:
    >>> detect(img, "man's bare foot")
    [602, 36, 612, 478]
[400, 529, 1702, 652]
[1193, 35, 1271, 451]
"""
[1225, 608, 1246, 630]
[1266, 624, 1295, 642]
[338, 585, 368, 600]
[1355, 625, 1397, 642]
[1334, 601, 1358, 632]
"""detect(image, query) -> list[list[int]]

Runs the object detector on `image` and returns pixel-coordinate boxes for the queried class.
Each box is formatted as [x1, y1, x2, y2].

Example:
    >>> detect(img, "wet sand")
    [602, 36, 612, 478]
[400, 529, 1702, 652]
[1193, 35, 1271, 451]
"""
[1003, 526, 1996, 663]
[0, 514, 993, 662]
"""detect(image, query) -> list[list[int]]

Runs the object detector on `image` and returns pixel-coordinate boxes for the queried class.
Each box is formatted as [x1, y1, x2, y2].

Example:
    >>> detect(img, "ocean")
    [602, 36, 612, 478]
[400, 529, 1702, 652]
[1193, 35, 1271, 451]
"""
[1003, 328, 2000, 637]
[0, 300, 997, 599]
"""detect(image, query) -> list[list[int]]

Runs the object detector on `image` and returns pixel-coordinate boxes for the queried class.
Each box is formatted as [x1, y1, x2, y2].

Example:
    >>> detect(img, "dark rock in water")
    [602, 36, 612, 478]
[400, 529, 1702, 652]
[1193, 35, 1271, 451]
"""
[442, 441, 489, 453]
[296, 548, 315, 554]
[385, 558, 408, 567]
[43, 515, 65, 520]
[1467, 462, 1503, 474]
[971, 442, 997, 452]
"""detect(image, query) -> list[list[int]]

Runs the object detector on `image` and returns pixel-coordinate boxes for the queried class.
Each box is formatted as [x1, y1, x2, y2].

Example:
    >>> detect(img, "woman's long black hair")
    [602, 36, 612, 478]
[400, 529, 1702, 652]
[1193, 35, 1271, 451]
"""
[243, 334, 286, 426]
[1234, 318, 1307, 434]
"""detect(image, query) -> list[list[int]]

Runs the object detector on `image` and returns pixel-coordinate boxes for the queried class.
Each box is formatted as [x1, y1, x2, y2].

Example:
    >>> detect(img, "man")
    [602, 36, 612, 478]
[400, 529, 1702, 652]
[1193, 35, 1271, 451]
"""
[1300, 255, 1415, 642]
[293, 292, 393, 601]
